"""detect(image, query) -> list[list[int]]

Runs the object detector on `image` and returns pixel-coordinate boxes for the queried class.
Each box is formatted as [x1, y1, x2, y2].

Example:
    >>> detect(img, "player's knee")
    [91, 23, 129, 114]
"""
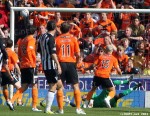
[56, 84, 62, 90]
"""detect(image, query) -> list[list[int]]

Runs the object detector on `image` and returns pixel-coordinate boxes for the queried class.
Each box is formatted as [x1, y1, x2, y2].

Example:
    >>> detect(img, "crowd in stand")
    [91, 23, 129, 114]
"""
[0, 0, 150, 76]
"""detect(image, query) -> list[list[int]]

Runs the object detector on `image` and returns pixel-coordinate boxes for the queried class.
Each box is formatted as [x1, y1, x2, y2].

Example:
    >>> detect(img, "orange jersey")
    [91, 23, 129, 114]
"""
[69, 24, 81, 38]
[33, 4, 48, 27]
[56, 19, 64, 28]
[59, 3, 75, 20]
[96, 19, 117, 32]
[121, 13, 133, 30]
[99, 1, 116, 20]
[77, 61, 92, 73]
[94, 54, 119, 78]
[1, 48, 19, 72]
[93, 38, 104, 46]
[113, 53, 128, 71]
[18, 35, 36, 69]
[55, 33, 80, 62]
[80, 18, 94, 29]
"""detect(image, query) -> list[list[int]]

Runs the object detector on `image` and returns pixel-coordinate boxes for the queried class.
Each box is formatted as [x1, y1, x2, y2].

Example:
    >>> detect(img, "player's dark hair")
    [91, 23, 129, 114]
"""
[47, 20, 56, 31]
[27, 25, 37, 35]
[5, 38, 13, 48]
[60, 22, 70, 33]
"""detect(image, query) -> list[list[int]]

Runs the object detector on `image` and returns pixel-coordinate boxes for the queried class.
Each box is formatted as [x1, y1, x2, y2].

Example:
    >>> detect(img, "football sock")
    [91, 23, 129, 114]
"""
[18, 93, 23, 104]
[86, 90, 94, 101]
[57, 89, 64, 110]
[9, 84, 14, 99]
[32, 88, 38, 108]
[108, 89, 116, 99]
[11, 87, 24, 103]
[74, 89, 81, 109]
[45, 91, 55, 111]
[3, 89, 9, 101]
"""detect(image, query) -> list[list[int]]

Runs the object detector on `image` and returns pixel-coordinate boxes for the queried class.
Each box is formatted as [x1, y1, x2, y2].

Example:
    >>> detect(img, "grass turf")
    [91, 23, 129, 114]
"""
[0, 105, 150, 116]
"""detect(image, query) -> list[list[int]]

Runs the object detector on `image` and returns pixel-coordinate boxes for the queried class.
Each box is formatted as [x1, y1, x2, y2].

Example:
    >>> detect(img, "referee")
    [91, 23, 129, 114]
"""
[37, 20, 62, 114]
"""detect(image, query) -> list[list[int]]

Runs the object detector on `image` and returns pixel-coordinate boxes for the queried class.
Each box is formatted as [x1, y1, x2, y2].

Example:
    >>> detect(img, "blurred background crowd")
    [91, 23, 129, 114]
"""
[0, 0, 150, 76]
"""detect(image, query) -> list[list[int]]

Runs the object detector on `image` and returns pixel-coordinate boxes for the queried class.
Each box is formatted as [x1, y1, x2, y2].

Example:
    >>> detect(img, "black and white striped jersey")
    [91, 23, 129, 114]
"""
[0, 38, 8, 70]
[37, 33, 57, 70]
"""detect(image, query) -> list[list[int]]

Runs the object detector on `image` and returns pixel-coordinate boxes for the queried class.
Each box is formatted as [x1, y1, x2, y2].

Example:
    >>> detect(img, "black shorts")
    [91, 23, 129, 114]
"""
[44, 69, 60, 84]
[21, 68, 34, 84]
[92, 76, 114, 88]
[1, 72, 19, 86]
[60, 62, 78, 84]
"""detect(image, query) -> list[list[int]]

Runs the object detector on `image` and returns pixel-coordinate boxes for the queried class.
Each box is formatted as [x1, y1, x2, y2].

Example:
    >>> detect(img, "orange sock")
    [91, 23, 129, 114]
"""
[11, 88, 24, 103]
[57, 89, 64, 110]
[74, 89, 81, 109]
[17, 93, 23, 104]
[32, 88, 38, 108]
[3, 89, 9, 101]
[108, 90, 116, 99]
[86, 90, 94, 101]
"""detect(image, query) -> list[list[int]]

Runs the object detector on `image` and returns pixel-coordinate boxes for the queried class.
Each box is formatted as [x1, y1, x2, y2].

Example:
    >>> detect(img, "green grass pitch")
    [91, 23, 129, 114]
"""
[0, 105, 150, 116]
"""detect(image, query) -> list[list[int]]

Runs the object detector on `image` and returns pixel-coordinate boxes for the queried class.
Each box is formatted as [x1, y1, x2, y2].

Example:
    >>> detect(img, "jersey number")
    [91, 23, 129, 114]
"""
[101, 60, 110, 68]
[61, 44, 70, 57]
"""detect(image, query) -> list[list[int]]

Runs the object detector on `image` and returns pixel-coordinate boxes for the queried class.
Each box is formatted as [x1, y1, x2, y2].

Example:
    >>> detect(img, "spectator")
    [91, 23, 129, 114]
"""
[21, 0, 35, 7]
[113, 45, 129, 72]
[121, 38, 134, 57]
[119, 3, 139, 31]
[144, 23, 150, 42]
[135, 41, 148, 57]
[123, 58, 140, 74]
[74, 0, 83, 8]
[33, 0, 48, 27]
[0, 13, 8, 28]
[143, 0, 150, 9]
[45, 0, 55, 21]
[0, 27, 10, 38]
[110, 32, 118, 46]
[143, 61, 150, 76]
[54, 0, 63, 6]
[59, 0, 75, 20]
[92, 13, 117, 38]
[129, 16, 145, 39]
[104, 35, 117, 52]
[72, 12, 83, 26]
[83, 0, 98, 8]
[54, 12, 64, 35]
[96, 0, 116, 20]
[79, 12, 94, 37]
[132, 49, 145, 72]
[118, 26, 141, 49]
[69, 22, 81, 39]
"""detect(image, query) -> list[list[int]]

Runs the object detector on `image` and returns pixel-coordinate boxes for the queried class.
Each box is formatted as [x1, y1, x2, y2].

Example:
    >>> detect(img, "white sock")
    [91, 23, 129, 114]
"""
[106, 96, 111, 101]
[9, 84, 14, 99]
[45, 91, 55, 111]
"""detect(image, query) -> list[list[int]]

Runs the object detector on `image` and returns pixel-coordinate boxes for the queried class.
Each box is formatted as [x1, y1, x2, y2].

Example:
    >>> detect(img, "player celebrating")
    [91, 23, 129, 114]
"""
[55, 22, 86, 114]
